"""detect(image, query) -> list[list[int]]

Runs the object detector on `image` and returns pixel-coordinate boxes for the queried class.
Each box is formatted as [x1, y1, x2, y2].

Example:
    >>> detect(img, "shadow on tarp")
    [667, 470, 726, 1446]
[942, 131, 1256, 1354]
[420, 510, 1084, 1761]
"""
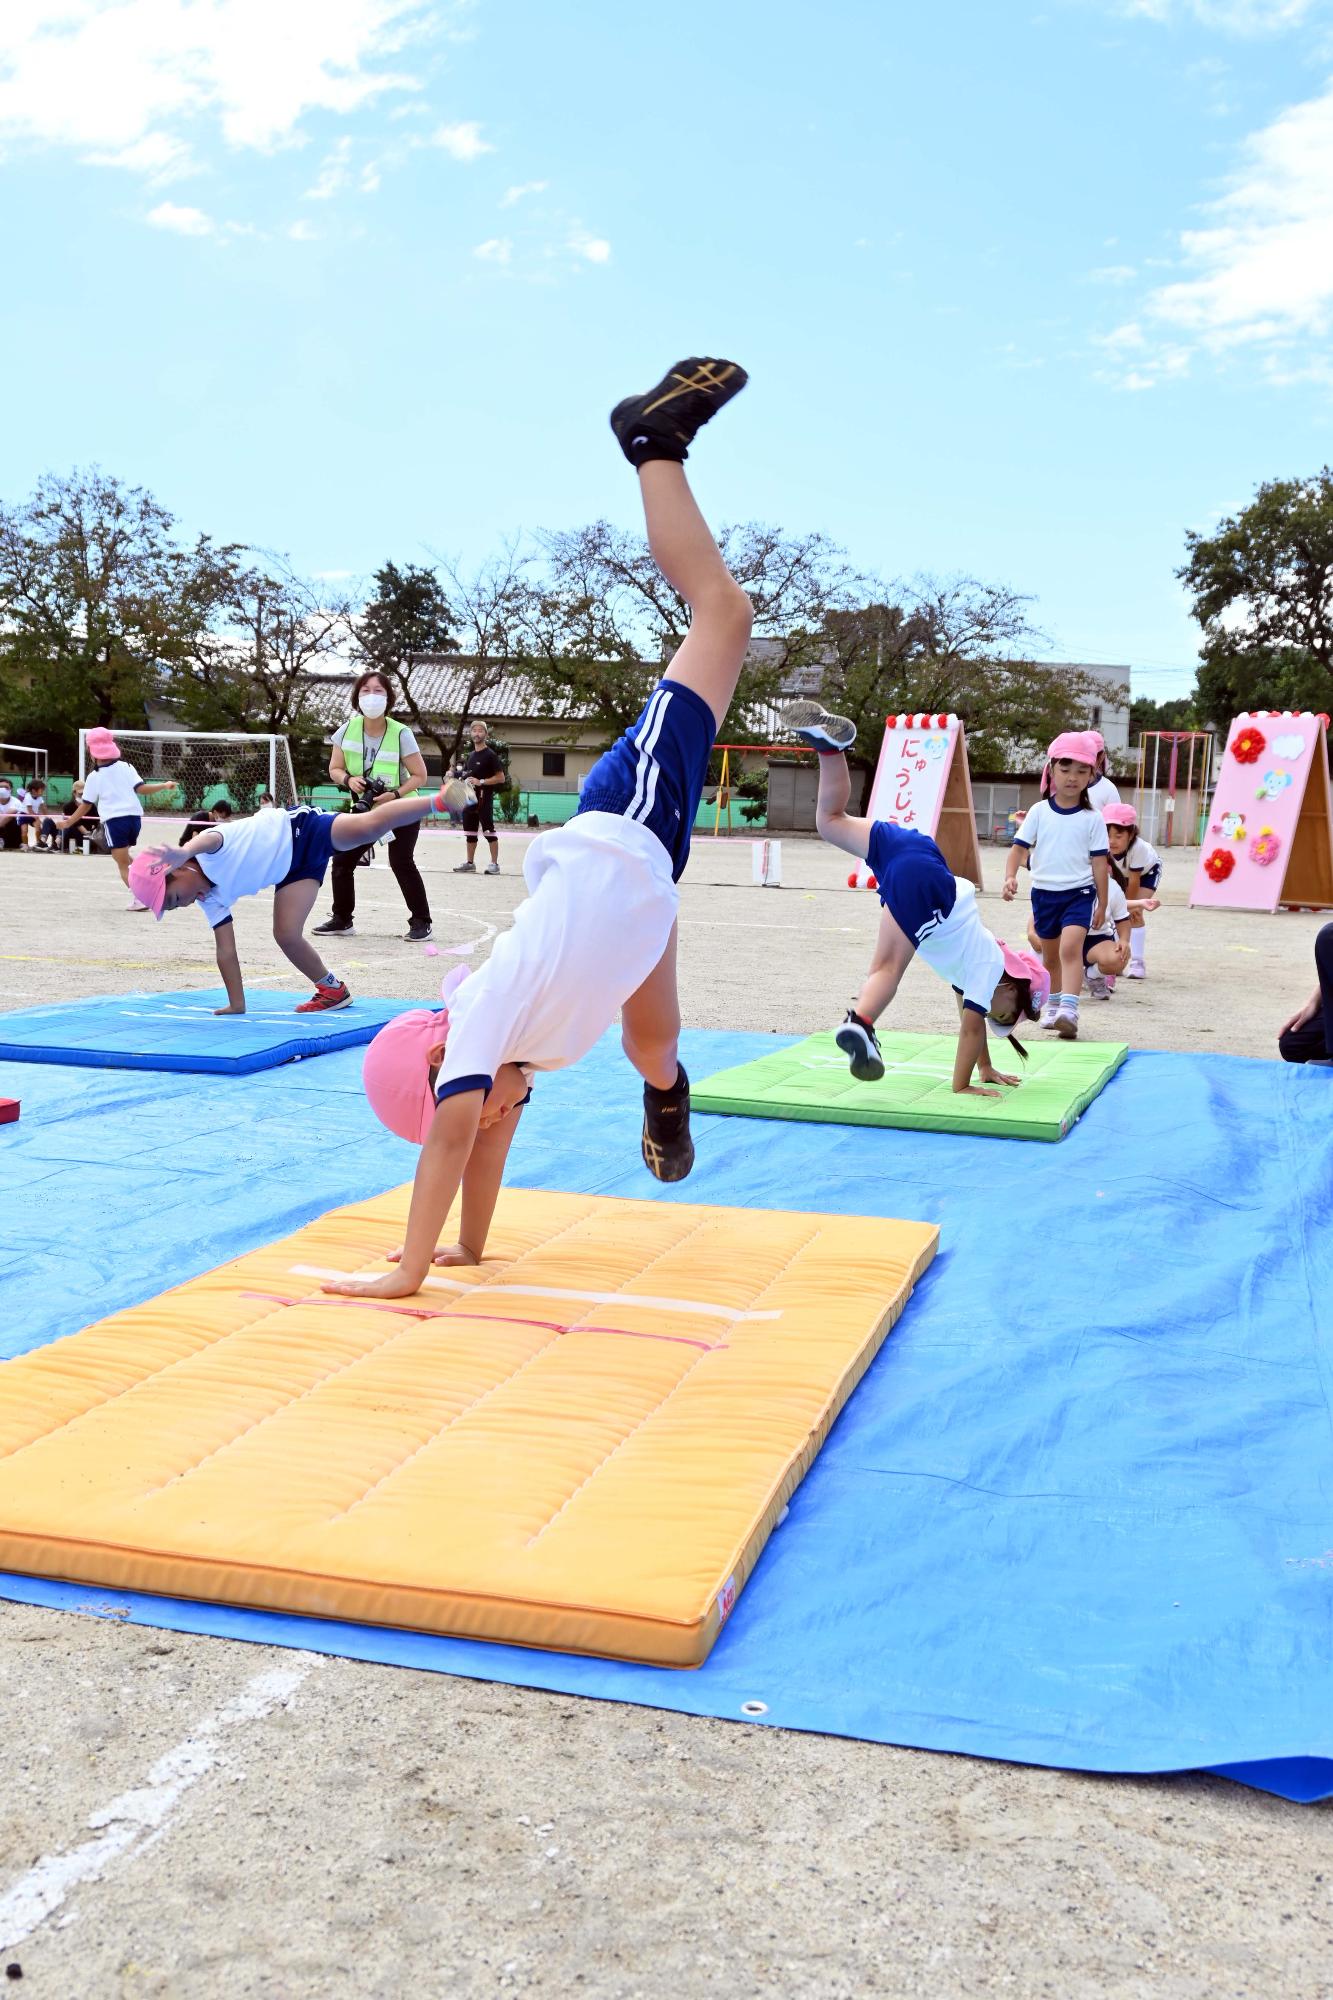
[2, 1030, 1331, 1804]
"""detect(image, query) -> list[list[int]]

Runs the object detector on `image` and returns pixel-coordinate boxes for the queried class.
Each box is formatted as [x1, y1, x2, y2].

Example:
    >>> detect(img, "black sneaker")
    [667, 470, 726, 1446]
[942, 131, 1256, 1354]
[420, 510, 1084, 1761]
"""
[781, 699, 858, 752]
[313, 916, 354, 936]
[835, 1010, 885, 1082]
[404, 921, 433, 943]
[641, 1065, 695, 1183]
[610, 357, 748, 467]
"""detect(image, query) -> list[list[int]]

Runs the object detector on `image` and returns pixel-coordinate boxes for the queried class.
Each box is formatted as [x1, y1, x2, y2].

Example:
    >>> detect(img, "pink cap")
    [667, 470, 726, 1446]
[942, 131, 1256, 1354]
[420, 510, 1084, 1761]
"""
[1040, 729, 1101, 795]
[86, 727, 120, 761]
[996, 940, 1050, 1008]
[127, 850, 171, 918]
[1101, 801, 1138, 828]
[362, 967, 468, 1144]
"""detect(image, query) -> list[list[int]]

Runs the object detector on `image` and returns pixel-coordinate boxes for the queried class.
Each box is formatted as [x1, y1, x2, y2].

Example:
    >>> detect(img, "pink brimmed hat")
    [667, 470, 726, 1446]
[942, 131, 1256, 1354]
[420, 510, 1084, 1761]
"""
[362, 967, 469, 1143]
[989, 941, 1050, 1037]
[127, 850, 171, 918]
[1101, 801, 1138, 828]
[86, 727, 120, 761]
[1040, 729, 1101, 796]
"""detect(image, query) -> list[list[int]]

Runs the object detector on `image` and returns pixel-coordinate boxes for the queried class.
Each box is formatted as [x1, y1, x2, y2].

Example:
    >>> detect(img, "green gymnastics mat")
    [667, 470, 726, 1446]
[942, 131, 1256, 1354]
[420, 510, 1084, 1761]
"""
[692, 1031, 1128, 1142]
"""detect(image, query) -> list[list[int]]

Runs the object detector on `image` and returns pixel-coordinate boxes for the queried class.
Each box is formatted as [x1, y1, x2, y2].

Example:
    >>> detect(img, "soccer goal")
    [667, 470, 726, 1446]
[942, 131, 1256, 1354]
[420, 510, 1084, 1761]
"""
[0, 742, 48, 785]
[78, 730, 299, 816]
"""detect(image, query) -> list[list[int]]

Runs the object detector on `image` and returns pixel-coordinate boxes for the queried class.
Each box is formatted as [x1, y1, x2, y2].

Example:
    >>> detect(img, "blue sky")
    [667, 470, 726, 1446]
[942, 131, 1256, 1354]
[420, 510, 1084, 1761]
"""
[2, 0, 1330, 698]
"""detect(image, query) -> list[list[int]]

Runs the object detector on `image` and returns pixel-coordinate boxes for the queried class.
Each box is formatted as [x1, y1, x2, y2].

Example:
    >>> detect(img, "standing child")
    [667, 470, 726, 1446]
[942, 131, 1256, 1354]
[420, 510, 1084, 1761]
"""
[128, 789, 468, 1015]
[1003, 730, 1109, 1039]
[1086, 732, 1121, 813]
[321, 355, 753, 1300]
[1101, 802, 1160, 980]
[781, 702, 1048, 1094]
[63, 729, 177, 908]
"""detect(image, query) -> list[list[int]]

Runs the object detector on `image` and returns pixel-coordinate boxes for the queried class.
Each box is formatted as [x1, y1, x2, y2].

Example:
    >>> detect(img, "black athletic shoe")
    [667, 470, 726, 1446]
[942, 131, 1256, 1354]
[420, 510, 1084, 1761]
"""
[835, 1010, 885, 1082]
[610, 357, 748, 467]
[404, 921, 433, 943]
[314, 916, 354, 936]
[641, 1065, 695, 1182]
[781, 699, 858, 752]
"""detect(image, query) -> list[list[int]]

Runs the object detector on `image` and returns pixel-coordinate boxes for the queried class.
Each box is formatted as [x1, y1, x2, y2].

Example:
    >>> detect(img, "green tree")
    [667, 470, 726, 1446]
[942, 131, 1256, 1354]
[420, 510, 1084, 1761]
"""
[166, 558, 349, 747]
[1129, 694, 1201, 737]
[356, 561, 457, 743]
[1179, 471, 1333, 726]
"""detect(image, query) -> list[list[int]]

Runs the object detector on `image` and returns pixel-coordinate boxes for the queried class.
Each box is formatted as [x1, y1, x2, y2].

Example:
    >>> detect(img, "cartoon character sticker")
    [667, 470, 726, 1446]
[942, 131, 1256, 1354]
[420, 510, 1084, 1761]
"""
[1256, 769, 1294, 802]
[1216, 810, 1247, 841]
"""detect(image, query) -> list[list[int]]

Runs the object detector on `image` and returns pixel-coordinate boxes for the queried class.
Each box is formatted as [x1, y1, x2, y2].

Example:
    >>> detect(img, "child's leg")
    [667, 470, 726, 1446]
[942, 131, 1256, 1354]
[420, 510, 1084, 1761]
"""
[330, 795, 433, 851]
[855, 910, 914, 1023]
[636, 462, 752, 730]
[272, 879, 335, 985]
[621, 923, 681, 1091]
[1058, 926, 1087, 1000]
[110, 845, 132, 887]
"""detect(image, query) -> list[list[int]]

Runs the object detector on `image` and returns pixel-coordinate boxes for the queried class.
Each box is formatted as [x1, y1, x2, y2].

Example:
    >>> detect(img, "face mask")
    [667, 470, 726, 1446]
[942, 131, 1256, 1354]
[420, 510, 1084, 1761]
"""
[360, 692, 388, 720]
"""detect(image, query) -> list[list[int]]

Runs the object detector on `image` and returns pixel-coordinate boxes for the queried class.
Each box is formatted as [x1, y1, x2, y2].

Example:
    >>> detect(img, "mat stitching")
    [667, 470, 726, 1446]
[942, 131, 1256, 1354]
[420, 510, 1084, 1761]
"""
[523, 1221, 825, 1549]
[326, 1209, 721, 1525]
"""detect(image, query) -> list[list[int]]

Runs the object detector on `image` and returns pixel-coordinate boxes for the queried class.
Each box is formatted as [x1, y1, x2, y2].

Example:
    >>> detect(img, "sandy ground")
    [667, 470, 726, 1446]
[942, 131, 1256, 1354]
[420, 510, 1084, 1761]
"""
[1, 826, 1329, 2000]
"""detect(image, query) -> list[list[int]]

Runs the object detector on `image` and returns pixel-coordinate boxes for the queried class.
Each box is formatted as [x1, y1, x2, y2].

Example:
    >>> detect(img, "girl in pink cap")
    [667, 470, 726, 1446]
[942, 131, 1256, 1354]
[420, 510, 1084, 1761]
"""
[782, 700, 1050, 1095]
[1102, 801, 1161, 980]
[62, 728, 177, 908]
[1002, 730, 1109, 1039]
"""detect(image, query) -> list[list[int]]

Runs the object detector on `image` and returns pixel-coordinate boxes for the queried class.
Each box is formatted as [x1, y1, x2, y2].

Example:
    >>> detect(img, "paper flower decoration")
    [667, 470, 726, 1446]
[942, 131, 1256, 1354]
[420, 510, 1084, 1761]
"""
[1218, 810, 1246, 841]
[1250, 828, 1281, 868]
[1204, 848, 1236, 883]
[1232, 726, 1266, 765]
[1256, 769, 1294, 801]
[1272, 733, 1307, 759]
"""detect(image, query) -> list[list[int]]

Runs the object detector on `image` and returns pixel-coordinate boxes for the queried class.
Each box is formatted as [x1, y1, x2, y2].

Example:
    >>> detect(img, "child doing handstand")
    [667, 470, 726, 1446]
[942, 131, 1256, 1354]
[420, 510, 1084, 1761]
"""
[128, 790, 467, 1015]
[1003, 730, 1109, 1039]
[782, 701, 1048, 1096]
[323, 356, 753, 1302]
[1101, 802, 1160, 980]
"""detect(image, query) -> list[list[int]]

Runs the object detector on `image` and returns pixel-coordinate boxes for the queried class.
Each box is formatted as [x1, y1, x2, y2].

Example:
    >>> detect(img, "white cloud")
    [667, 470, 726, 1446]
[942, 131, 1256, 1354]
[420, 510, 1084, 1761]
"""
[431, 119, 493, 161]
[1103, 75, 1333, 385]
[305, 135, 353, 199]
[568, 228, 610, 263]
[473, 236, 512, 262]
[500, 178, 547, 206]
[86, 130, 197, 183]
[147, 199, 215, 235]
[0, 1, 431, 164]
[287, 218, 319, 240]
[1115, 0, 1314, 27]
[360, 160, 381, 192]
[1088, 262, 1138, 283]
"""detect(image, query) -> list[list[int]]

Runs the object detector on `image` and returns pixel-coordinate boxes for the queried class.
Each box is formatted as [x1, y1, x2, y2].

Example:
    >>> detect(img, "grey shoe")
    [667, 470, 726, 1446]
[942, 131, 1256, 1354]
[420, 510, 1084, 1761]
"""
[780, 699, 857, 752]
[453, 861, 476, 874]
[484, 862, 500, 875]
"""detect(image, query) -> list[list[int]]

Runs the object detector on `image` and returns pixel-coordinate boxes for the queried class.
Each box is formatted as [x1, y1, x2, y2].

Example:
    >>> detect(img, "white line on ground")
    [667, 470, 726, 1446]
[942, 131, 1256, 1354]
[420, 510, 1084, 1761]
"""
[286, 1266, 782, 1321]
[0, 1662, 312, 1953]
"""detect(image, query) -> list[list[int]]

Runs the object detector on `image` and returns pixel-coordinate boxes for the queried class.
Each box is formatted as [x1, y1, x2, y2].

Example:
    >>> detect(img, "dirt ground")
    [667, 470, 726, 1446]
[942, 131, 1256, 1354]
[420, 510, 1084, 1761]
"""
[1, 825, 1329, 2000]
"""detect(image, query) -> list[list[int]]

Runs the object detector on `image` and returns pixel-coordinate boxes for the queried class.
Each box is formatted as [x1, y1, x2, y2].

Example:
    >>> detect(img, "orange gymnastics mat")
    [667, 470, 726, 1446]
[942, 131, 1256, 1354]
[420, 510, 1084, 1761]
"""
[0, 1188, 937, 1667]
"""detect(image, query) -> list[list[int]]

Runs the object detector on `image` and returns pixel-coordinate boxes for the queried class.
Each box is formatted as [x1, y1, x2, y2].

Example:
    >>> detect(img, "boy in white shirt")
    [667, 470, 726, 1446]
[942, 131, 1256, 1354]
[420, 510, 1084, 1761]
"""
[1003, 730, 1109, 1039]
[129, 787, 468, 1015]
[325, 355, 751, 1300]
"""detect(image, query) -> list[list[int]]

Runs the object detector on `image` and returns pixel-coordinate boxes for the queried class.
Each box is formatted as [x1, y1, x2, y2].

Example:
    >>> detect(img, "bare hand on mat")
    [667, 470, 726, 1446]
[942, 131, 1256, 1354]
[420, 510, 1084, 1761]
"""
[322, 1266, 432, 1300]
[978, 1065, 1019, 1088]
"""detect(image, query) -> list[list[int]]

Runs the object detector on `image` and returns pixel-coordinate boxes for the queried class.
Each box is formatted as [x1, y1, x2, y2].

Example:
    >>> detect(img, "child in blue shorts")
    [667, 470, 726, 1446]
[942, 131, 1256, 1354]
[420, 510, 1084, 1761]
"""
[1003, 730, 1109, 1039]
[324, 356, 752, 1302]
[783, 702, 1049, 1095]
[128, 789, 466, 1016]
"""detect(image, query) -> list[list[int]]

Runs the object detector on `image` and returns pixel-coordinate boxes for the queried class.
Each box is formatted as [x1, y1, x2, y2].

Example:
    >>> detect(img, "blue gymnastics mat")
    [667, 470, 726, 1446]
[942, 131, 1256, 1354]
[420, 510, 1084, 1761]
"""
[2, 1030, 1331, 1803]
[0, 988, 411, 1075]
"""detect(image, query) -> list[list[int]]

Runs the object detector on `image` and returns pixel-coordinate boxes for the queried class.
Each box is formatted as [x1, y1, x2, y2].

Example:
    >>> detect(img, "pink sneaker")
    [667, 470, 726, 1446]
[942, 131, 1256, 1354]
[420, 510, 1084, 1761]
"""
[1126, 962, 1146, 980]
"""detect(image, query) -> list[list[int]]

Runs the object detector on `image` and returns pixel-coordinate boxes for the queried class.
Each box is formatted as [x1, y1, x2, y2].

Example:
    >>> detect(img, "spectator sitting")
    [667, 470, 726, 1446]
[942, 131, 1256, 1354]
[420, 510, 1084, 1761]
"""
[41, 781, 100, 853]
[0, 777, 20, 851]
[17, 779, 47, 849]
[1279, 922, 1333, 1066]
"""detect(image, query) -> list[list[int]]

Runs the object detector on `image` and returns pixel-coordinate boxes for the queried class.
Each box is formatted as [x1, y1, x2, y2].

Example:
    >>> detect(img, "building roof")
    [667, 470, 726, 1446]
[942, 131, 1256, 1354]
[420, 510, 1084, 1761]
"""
[307, 658, 585, 727]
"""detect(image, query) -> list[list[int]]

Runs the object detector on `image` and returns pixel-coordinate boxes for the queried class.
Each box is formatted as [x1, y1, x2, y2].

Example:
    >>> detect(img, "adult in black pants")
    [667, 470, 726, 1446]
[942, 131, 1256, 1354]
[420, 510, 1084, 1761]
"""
[315, 670, 434, 942]
[454, 719, 506, 874]
[1279, 922, 1333, 1063]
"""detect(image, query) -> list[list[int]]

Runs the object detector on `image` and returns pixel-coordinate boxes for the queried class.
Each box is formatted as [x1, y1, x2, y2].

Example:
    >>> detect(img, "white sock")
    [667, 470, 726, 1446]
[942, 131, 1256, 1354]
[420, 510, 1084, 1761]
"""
[319, 970, 341, 988]
[1130, 932, 1146, 963]
[1060, 992, 1079, 1012]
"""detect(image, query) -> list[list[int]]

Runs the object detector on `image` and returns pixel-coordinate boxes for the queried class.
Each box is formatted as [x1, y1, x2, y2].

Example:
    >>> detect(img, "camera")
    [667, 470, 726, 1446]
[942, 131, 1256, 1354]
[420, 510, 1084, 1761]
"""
[350, 776, 388, 813]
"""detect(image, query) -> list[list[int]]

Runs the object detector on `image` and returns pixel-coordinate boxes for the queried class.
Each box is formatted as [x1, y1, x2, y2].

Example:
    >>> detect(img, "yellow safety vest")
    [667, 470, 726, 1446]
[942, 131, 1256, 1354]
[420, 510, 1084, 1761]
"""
[343, 714, 407, 786]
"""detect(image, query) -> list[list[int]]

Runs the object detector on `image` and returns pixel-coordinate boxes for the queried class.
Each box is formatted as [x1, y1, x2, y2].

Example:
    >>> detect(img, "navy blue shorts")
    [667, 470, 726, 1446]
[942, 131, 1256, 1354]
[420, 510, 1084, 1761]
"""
[276, 807, 338, 890]
[1084, 932, 1120, 964]
[1137, 864, 1161, 892]
[1031, 885, 1095, 939]
[575, 678, 715, 881]
[102, 814, 142, 850]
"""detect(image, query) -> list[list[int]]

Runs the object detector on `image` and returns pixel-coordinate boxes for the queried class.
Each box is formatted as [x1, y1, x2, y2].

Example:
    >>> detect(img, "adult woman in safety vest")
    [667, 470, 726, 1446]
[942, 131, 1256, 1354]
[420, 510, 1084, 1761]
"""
[314, 670, 434, 942]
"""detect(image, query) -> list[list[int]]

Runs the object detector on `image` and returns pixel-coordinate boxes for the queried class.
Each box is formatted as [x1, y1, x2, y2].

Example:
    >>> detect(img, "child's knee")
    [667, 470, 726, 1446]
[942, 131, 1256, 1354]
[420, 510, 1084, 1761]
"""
[622, 1022, 677, 1068]
[700, 580, 753, 641]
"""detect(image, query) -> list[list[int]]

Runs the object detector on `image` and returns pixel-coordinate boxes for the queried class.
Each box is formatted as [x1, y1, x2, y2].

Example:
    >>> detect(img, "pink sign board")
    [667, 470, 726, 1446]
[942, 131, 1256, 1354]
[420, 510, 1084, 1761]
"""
[1189, 712, 1323, 911]
[855, 713, 960, 886]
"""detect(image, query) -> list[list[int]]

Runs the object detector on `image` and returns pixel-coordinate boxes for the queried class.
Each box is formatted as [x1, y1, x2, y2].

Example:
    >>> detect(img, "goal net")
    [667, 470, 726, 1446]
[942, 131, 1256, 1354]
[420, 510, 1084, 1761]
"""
[79, 730, 299, 817]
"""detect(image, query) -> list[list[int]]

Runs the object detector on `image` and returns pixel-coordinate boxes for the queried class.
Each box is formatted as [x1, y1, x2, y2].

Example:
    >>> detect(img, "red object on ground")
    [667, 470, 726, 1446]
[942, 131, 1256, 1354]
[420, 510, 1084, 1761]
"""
[0, 1099, 18, 1125]
[847, 871, 859, 888]
[866, 874, 878, 891]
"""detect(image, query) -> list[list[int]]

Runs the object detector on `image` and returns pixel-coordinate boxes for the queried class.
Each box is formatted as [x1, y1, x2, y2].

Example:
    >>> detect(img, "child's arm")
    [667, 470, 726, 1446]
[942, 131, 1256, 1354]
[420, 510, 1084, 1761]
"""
[212, 922, 246, 1014]
[436, 1100, 524, 1265]
[1280, 987, 1322, 1038]
[323, 1090, 485, 1299]
[134, 780, 178, 798]
[1002, 837, 1030, 901]
[812, 752, 873, 859]
[952, 998, 1016, 1096]
[1091, 852, 1109, 932]
[144, 826, 225, 869]
[1126, 867, 1143, 900]
[1126, 895, 1159, 914]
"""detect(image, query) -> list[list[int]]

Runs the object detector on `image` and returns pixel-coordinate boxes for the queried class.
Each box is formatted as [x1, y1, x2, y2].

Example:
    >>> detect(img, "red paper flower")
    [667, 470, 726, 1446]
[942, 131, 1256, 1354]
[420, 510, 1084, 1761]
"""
[1232, 726, 1266, 765]
[1204, 847, 1236, 883]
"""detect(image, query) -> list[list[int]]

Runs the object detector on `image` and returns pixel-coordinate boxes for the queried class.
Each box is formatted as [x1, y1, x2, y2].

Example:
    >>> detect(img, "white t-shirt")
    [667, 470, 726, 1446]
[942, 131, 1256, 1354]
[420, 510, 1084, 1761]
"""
[0, 789, 17, 817]
[194, 811, 297, 929]
[17, 790, 44, 818]
[1087, 774, 1120, 812]
[915, 878, 1004, 1013]
[82, 760, 145, 824]
[1124, 835, 1160, 877]
[436, 812, 678, 1097]
[1087, 880, 1130, 942]
[1012, 799, 1107, 889]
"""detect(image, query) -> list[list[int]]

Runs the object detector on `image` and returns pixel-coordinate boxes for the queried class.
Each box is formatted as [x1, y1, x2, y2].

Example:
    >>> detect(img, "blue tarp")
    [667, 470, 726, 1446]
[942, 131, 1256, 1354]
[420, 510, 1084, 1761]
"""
[0, 987, 409, 1074]
[2, 1031, 1330, 1801]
